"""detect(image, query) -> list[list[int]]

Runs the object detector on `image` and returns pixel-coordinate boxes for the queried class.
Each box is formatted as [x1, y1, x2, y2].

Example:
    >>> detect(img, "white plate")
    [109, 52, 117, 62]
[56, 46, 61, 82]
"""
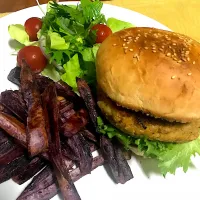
[0, 2, 200, 200]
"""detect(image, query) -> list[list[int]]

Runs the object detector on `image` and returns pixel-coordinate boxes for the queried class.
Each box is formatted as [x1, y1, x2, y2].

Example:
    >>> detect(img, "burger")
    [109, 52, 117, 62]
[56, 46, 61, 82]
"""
[95, 27, 200, 175]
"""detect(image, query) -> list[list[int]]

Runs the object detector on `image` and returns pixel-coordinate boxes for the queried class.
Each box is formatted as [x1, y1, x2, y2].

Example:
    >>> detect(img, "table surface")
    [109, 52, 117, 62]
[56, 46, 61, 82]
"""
[0, 0, 200, 42]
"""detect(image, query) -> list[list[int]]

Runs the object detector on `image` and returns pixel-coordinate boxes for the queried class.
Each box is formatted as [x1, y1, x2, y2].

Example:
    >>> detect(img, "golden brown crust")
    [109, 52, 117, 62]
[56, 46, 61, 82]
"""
[96, 27, 200, 123]
[97, 91, 200, 143]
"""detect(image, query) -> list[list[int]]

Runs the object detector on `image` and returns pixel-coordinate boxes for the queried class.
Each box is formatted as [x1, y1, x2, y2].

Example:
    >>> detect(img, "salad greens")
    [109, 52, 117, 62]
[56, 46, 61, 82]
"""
[8, 0, 134, 91]
[107, 18, 134, 33]
[8, 24, 37, 47]
[97, 116, 200, 176]
[8, 0, 200, 176]
[61, 54, 83, 90]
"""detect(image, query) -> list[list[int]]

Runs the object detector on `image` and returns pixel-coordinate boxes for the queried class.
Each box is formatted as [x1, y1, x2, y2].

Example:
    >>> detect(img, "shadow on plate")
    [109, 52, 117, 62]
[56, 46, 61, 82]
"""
[8, 39, 24, 51]
[135, 155, 161, 178]
[101, 154, 160, 182]
[135, 155, 196, 178]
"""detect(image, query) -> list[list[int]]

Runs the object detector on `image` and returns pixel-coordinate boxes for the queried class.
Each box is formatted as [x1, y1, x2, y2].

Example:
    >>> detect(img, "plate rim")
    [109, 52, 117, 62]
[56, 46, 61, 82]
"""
[0, 1, 170, 31]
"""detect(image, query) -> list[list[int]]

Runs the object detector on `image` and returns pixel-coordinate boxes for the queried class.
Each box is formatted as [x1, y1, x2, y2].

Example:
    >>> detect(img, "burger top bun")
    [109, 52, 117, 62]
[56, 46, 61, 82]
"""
[96, 27, 200, 123]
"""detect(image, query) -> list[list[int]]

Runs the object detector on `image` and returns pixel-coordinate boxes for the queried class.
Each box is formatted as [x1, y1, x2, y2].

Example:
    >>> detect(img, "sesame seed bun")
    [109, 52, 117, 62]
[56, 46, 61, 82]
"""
[96, 27, 200, 123]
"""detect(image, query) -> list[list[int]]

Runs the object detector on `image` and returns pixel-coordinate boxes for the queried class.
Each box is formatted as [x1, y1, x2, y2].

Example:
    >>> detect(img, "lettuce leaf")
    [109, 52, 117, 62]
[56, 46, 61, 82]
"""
[48, 32, 70, 50]
[136, 138, 200, 176]
[97, 117, 133, 149]
[61, 54, 83, 90]
[80, 44, 100, 85]
[41, 64, 61, 82]
[8, 24, 37, 46]
[97, 116, 200, 175]
[107, 17, 134, 33]
[60, 44, 100, 90]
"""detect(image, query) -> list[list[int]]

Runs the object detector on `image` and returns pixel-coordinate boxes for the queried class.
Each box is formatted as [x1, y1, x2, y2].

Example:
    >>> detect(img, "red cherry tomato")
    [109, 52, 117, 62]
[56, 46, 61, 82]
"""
[17, 46, 47, 73]
[91, 24, 112, 43]
[24, 17, 42, 41]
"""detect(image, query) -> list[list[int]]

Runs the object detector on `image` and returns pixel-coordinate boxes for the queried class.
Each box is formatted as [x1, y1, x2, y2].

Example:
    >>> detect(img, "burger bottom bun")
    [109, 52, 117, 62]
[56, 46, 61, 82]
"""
[97, 91, 200, 143]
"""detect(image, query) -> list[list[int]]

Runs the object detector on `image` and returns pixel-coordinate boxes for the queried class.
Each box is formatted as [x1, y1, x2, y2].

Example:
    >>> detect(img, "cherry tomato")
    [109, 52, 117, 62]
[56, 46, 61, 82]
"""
[24, 17, 42, 41]
[91, 24, 112, 43]
[17, 46, 47, 73]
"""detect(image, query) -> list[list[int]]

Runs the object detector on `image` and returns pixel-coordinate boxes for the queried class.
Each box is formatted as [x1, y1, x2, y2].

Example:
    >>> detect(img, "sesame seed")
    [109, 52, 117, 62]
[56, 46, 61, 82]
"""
[187, 57, 190, 61]
[177, 60, 182, 63]
[159, 48, 164, 51]
[154, 34, 158, 38]
[166, 38, 171, 41]
[123, 46, 128, 50]
[173, 57, 178, 61]
[188, 73, 192, 76]
[171, 75, 176, 79]
[181, 57, 187, 62]
[129, 49, 133, 52]
[166, 52, 171, 57]
[144, 47, 148, 50]
[151, 44, 156, 47]
[124, 49, 128, 54]
[152, 46, 156, 50]
[169, 46, 172, 49]
[126, 41, 130, 44]
[185, 51, 189, 55]
[113, 44, 117, 46]
[193, 61, 196, 64]
[122, 43, 126, 47]
[172, 49, 176, 53]
[128, 36, 132, 39]
[172, 43, 177, 46]
[136, 36, 139, 40]
[134, 40, 137, 42]
[123, 38, 127, 42]
[161, 45, 165, 48]
[152, 50, 157, 53]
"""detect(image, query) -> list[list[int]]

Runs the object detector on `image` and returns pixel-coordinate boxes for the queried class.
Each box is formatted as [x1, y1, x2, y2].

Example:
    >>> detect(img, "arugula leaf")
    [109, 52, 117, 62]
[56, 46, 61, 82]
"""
[50, 1, 85, 25]
[40, 1, 106, 77]
[80, 0, 104, 24]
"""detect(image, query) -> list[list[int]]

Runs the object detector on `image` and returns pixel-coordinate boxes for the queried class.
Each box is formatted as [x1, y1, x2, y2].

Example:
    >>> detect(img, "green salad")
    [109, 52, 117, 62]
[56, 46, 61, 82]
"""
[8, 0, 200, 176]
[8, 0, 133, 88]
